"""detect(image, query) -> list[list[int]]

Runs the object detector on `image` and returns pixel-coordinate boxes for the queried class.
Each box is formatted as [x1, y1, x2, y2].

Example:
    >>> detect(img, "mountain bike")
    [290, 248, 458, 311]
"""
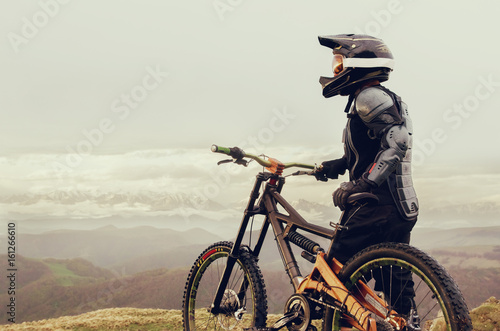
[182, 145, 472, 331]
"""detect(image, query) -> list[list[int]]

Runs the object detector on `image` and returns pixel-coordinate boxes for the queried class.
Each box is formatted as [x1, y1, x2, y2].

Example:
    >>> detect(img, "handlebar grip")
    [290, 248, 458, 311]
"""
[211, 144, 231, 155]
[211, 145, 245, 159]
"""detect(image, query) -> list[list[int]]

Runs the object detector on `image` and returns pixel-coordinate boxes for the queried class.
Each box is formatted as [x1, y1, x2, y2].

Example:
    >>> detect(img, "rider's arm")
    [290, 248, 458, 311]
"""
[316, 157, 348, 181]
[355, 87, 410, 186]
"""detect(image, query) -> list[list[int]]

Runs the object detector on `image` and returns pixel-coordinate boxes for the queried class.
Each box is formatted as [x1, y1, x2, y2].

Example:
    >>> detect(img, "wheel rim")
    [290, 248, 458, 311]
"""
[187, 250, 256, 330]
[340, 257, 452, 331]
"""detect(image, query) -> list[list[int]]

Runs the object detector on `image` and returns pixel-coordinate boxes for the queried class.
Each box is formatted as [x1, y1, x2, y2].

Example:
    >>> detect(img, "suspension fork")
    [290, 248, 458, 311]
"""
[210, 172, 266, 314]
[235, 214, 271, 305]
[233, 178, 279, 309]
[251, 176, 283, 258]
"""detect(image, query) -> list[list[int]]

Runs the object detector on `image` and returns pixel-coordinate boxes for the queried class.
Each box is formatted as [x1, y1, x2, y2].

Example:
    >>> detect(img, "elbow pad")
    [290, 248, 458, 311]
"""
[366, 124, 410, 186]
[361, 88, 419, 220]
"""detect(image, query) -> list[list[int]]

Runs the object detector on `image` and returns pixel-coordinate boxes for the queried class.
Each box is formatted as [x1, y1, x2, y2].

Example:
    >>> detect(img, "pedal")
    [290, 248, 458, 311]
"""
[272, 311, 300, 330]
[243, 311, 299, 331]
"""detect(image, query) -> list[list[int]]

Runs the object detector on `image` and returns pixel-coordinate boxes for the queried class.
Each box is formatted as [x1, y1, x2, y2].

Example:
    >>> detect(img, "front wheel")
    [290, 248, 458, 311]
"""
[182, 241, 268, 330]
[323, 243, 472, 330]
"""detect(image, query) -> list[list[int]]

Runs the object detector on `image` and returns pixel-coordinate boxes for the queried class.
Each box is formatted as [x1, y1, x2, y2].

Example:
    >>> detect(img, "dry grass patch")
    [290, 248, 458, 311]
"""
[0, 308, 181, 331]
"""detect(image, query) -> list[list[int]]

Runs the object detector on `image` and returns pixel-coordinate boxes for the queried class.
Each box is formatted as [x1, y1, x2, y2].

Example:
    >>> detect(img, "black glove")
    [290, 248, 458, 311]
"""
[314, 158, 348, 181]
[332, 174, 375, 210]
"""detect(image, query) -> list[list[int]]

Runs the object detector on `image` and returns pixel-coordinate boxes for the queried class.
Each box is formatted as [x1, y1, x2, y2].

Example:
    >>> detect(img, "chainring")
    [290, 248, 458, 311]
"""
[284, 294, 311, 331]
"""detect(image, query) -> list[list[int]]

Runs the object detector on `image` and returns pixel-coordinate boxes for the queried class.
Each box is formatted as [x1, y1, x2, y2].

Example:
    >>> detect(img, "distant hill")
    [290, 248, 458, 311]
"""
[412, 226, 500, 249]
[9, 224, 500, 274]
[1, 225, 499, 323]
[1, 298, 499, 331]
[14, 225, 222, 274]
[2, 249, 500, 324]
[429, 245, 500, 269]
[0, 255, 188, 324]
[425, 245, 500, 308]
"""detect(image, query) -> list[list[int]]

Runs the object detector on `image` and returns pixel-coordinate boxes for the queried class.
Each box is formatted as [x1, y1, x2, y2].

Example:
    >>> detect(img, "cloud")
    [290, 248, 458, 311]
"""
[2, 146, 500, 231]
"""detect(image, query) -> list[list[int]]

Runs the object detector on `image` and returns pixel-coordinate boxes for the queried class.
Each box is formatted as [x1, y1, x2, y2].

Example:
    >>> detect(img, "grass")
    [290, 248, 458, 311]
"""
[44, 261, 86, 286]
[0, 308, 183, 331]
[471, 297, 500, 331]
[1, 298, 498, 330]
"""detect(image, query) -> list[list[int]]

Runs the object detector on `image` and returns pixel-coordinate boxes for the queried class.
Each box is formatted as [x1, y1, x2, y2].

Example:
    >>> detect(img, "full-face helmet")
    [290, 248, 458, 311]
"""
[318, 34, 394, 97]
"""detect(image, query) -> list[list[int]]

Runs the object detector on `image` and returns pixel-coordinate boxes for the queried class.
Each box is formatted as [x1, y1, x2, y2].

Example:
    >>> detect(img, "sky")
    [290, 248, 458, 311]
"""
[1, 1, 500, 231]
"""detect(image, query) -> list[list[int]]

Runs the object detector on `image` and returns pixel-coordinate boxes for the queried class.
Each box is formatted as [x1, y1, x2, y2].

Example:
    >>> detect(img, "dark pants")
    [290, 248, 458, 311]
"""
[334, 203, 417, 315]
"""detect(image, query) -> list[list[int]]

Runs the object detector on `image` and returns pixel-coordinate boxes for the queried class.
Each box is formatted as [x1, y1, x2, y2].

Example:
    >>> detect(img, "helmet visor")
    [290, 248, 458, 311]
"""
[332, 54, 344, 76]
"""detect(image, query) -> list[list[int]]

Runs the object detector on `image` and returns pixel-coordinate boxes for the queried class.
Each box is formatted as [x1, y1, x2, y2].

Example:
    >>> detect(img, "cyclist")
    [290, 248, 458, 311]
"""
[314, 34, 420, 328]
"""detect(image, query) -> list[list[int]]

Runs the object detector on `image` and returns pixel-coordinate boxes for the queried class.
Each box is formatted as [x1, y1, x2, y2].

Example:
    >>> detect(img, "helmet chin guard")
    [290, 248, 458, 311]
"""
[319, 72, 352, 97]
[318, 34, 394, 97]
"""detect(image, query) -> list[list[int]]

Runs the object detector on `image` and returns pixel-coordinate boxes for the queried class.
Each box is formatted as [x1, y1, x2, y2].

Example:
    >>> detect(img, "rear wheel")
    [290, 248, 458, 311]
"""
[323, 243, 472, 330]
[183, 241, 268, 330]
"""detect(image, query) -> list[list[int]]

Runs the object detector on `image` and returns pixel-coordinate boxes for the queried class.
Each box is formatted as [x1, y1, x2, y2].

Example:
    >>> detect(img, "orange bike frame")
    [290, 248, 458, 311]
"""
[211, 172, 404, 330]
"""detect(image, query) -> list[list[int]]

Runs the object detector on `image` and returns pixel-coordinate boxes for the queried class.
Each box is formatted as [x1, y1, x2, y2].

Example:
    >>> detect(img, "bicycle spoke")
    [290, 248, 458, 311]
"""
[324, 243, 471, 330]
[420, 300, 440, 322]
[183, 242, 267, 331]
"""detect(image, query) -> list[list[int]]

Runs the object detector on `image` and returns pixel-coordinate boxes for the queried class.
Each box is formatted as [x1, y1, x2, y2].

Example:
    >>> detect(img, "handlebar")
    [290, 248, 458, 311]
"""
[211, 144, 316, 171]
[211, 145, 379, 206]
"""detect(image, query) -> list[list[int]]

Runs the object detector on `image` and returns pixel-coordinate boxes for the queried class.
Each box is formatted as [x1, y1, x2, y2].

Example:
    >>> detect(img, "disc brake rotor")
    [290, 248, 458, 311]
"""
[217, 289, 243, 330]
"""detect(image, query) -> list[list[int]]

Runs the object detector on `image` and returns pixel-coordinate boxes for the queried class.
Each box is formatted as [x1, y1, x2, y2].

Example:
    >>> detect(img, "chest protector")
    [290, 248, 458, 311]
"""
[344, 86, 419, 221]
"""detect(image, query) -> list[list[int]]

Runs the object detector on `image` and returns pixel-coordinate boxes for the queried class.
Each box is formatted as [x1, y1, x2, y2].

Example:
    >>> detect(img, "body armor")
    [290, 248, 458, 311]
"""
[343, 85, 419, 221]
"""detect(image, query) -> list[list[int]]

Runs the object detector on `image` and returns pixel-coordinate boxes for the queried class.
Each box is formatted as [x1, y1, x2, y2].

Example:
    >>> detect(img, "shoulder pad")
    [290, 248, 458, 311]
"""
[355, 87, 395, 123]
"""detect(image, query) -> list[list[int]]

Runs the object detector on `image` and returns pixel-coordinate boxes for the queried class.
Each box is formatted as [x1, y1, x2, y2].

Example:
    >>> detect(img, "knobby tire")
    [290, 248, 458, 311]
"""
[322, 242, 472, 331]
[182, 241, 268, 331]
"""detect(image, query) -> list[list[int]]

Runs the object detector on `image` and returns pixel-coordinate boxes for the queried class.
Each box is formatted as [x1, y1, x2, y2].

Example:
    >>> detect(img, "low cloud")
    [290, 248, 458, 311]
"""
[1, 148, 499, 230]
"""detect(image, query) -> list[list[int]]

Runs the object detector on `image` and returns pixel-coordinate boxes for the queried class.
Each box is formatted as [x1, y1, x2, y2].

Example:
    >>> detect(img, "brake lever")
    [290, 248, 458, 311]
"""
[217, 158, 249, 167]
[234, 158, 249, 167]
[217, 159, 233, 166]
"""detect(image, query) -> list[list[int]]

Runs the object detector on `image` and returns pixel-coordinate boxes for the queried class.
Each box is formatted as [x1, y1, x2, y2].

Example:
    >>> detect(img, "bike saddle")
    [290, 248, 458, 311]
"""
[347, 192, 379, 206]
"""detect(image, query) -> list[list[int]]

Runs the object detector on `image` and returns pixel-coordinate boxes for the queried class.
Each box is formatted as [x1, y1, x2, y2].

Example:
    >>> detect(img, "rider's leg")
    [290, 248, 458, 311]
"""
[382, 208, 417, 315]
[333, 203, 417, 316]
[373, 264, 416, 314]
[334, 204, 391, 330]
[332, 204, 393, 264]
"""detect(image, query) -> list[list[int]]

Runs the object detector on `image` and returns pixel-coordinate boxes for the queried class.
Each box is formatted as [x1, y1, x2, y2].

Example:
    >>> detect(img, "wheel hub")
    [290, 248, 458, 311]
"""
[220, 289, 241, 316]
